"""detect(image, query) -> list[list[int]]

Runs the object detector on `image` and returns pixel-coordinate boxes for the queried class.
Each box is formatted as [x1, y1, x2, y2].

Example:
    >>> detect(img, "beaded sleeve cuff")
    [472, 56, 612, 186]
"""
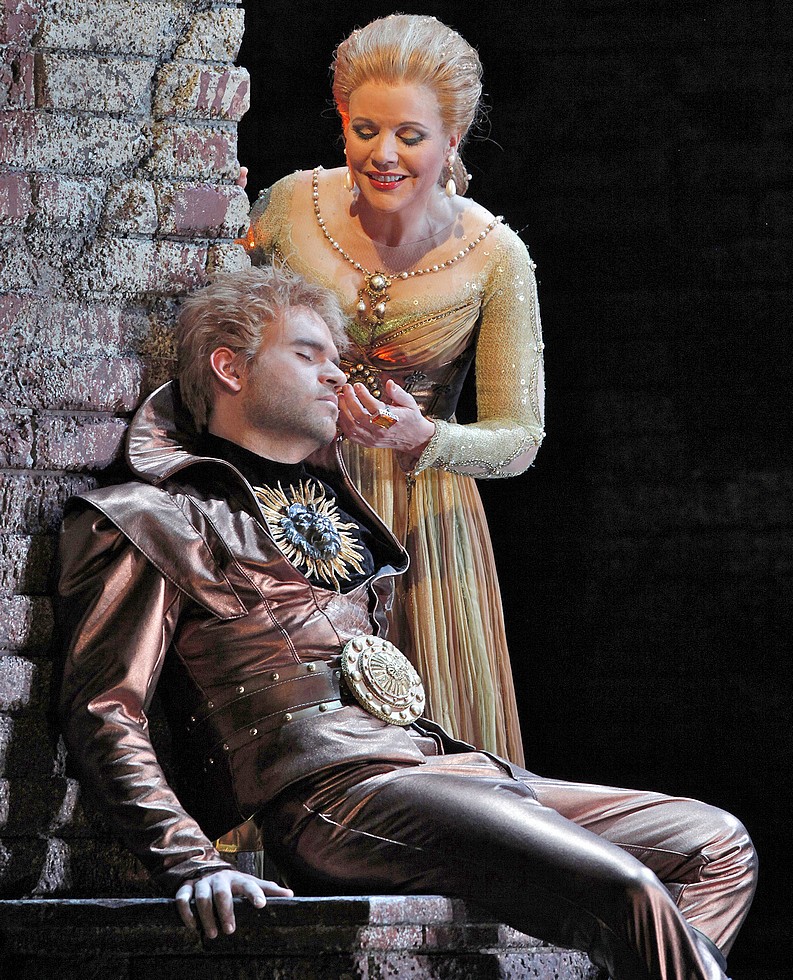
[414, 419, 546, 479]
[411, 420, 448, 476]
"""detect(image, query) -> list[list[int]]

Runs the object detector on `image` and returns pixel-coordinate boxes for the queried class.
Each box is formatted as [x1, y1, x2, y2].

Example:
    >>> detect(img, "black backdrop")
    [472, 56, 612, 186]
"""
[237, 3, 792, 974]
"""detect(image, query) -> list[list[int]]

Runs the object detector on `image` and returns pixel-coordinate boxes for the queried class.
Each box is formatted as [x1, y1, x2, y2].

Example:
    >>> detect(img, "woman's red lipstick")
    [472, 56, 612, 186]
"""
[366, 172, 407, 191]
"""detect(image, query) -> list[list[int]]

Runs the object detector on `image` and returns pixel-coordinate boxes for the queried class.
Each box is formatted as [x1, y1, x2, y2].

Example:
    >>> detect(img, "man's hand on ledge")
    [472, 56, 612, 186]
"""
[175, 869, 294, 939]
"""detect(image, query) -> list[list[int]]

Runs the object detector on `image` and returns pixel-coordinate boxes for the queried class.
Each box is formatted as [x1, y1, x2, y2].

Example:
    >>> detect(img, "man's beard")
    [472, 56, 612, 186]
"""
[243, 393, 336, 448]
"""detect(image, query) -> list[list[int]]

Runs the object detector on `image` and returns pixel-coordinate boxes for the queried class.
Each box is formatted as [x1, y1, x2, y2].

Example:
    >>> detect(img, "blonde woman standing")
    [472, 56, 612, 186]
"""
[246, 14, 545, 765]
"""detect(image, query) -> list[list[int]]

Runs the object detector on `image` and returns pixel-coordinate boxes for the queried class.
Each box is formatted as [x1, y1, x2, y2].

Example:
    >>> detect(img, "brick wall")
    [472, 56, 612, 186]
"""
[0, 0, 249, 897]
[2, 3, 789, 966]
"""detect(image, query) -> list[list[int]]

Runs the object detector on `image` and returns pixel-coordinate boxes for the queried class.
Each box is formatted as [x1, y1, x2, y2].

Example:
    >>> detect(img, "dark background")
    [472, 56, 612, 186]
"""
[238, 2, 792, 974]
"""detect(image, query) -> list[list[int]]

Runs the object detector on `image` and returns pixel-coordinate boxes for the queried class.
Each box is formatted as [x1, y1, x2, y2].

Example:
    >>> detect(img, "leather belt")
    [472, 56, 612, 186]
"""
[188, 660, 345, 762]
[190, 638, 427, 765]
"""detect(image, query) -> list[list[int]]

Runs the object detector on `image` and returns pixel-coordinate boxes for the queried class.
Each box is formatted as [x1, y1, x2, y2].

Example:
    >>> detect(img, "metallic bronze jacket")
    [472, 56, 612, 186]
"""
[57, 382, 437, 892]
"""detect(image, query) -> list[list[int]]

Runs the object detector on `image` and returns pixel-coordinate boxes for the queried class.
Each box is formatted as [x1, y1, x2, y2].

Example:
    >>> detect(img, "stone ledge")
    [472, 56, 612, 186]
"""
[0, 896, 606, 979]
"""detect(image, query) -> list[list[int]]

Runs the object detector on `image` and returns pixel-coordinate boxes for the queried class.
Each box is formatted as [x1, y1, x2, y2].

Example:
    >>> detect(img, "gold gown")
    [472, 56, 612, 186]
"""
[248, 169, 545, 765]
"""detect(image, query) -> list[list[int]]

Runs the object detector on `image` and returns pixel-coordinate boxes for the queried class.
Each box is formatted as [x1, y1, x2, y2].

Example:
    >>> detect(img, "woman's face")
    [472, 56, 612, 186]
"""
[344, 82, 456, 220]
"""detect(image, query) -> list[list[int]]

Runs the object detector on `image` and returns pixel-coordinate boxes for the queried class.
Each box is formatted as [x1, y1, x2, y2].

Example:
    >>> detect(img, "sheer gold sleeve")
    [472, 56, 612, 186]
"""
[414, 226, 546, 478]
[247, 171, 299, 263]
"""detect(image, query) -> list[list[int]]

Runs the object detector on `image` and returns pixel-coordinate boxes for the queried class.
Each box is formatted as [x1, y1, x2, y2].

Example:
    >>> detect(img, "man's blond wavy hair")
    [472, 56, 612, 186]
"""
[177, 265, 348, 430]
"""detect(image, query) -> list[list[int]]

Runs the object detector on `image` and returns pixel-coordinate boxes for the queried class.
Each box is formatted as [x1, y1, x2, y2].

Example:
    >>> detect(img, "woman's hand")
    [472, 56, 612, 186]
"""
[175, 869, 293, 938]
[338, 379, 435, 468]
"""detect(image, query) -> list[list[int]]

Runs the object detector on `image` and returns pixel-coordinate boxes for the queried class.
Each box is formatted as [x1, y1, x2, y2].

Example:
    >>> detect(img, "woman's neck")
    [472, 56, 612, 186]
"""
[351, 190, 458, 248]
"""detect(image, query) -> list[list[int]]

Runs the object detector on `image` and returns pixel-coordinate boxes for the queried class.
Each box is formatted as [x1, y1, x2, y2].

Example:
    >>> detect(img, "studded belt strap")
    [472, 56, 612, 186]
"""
[187, 660, 345, 761]
[190, 639, 427, 766]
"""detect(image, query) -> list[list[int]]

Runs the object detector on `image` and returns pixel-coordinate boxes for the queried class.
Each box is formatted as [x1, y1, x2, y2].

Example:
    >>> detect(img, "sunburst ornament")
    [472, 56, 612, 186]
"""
[253, 480, 367, 590]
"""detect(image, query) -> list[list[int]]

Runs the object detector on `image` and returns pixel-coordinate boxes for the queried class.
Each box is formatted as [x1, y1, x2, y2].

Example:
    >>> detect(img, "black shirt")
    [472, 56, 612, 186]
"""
[199, 432, 376, 593]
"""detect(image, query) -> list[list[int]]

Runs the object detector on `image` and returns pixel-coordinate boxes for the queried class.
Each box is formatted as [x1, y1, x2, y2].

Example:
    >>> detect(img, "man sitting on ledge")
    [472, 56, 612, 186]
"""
[57, 265, 756, 980]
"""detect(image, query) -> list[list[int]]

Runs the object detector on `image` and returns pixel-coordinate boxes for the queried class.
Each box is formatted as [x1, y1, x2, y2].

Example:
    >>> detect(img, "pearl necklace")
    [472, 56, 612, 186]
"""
[312, 167, 502, 328]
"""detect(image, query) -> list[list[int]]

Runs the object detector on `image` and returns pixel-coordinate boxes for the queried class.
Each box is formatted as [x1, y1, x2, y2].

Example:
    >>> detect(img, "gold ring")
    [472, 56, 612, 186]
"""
[369, 408, 398, 429]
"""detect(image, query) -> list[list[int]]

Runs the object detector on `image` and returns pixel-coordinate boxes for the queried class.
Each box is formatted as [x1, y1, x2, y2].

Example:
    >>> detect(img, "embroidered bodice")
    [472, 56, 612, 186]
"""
[248, 168, 545, 478]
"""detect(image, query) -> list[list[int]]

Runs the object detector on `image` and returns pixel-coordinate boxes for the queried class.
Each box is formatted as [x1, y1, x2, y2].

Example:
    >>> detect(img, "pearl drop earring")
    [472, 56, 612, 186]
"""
[445, 149, 457, 198]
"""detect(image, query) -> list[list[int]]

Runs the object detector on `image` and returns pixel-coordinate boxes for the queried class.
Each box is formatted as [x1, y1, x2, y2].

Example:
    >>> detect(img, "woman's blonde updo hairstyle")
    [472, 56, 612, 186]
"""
[332, 14, 483, 195]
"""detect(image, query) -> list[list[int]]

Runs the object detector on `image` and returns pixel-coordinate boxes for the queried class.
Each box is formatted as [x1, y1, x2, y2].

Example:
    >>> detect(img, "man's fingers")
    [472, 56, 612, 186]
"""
[238, 879, 268, 908]
[257, 878, 294, 897]
[341, 384, 374, 422]
[231, 874, 293, 909]
[339, 385, 388, 439]
[193, 877, 220, 939]
[212, 879, 237, 935]
[175, 873, 293, 938]
[175, 883, 198, 931]
[352, 383, 382, 413]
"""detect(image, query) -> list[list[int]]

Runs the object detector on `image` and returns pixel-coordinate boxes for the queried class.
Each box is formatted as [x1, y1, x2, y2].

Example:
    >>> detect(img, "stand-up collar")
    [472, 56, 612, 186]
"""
[126, 381, 208, 484]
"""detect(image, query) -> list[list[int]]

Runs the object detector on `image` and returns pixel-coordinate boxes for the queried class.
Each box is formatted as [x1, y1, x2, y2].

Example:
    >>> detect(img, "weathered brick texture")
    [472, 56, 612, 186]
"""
[35, 53, 157, 113]
[0, 0, 249, 898]
[0, 47, 34, 106]
[155, 62, 250, 120]
[147, 120, 240, 179]
[155, 182, 249, 238]
[102, 179, 159, 235]
[35, 1, 193, 57]
[0, 896, 606, 979]
[175, 7, 245, 62]
[0, 655, 38, 711]
[0, 174, 33, 226]
[1, 1, 41, 47]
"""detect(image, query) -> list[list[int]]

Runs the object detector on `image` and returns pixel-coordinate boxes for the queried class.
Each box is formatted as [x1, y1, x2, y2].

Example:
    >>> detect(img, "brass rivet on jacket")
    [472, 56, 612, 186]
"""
[223, 743, 229, 751]
[207, 758, 215, 766]
[189, 715, 196, 722]
[207, 701, 214, 709]
[249, 727, 257, 736]
[307, 663, 316, 673]
[237, 685, 245, 694]
[271, 672, 279, 681]
[284, 713, 293, 722]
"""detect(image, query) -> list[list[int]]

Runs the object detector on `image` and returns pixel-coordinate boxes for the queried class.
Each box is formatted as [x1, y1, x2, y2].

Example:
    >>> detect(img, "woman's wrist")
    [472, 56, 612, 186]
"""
[399, 416, 440, 473]
[397, 418, 437, 472]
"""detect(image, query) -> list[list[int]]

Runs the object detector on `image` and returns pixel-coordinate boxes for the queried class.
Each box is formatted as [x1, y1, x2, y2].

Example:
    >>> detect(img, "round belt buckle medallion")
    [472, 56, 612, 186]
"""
[340, 636, 425, 725]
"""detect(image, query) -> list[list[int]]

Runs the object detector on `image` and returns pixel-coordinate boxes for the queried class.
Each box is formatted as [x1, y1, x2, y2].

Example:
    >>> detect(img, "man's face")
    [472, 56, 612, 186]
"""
[238, 306, 347, 450]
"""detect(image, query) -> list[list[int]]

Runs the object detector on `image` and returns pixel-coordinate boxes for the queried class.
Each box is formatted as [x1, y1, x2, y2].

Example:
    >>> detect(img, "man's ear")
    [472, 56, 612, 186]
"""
[209, 347, 245, 394]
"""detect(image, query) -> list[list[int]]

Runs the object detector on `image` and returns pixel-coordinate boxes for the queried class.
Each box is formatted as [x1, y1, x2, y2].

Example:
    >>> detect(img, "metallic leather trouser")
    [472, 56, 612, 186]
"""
[260, 752, 757, 980]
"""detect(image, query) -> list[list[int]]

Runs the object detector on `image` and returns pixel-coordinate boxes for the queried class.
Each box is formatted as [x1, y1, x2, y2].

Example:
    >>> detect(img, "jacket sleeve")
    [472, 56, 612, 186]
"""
[57, 502, 232, 892]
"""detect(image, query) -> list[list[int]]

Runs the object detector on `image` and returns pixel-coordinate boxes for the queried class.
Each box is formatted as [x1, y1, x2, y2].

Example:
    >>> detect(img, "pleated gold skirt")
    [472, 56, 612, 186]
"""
[342, 442, 525, 767]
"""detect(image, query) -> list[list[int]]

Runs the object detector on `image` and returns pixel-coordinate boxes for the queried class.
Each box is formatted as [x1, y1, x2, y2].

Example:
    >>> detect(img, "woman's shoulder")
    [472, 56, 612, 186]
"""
[468, 209, 537, 300]
[267, 166, 349, 210]
[458, 194, 496, 225]
[249, 168, 322, 247]
[492, 220, 535, 263]
[460, 197, 531, 257]
[257, 168, 304, 205]
[479, 208, 536, 276]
